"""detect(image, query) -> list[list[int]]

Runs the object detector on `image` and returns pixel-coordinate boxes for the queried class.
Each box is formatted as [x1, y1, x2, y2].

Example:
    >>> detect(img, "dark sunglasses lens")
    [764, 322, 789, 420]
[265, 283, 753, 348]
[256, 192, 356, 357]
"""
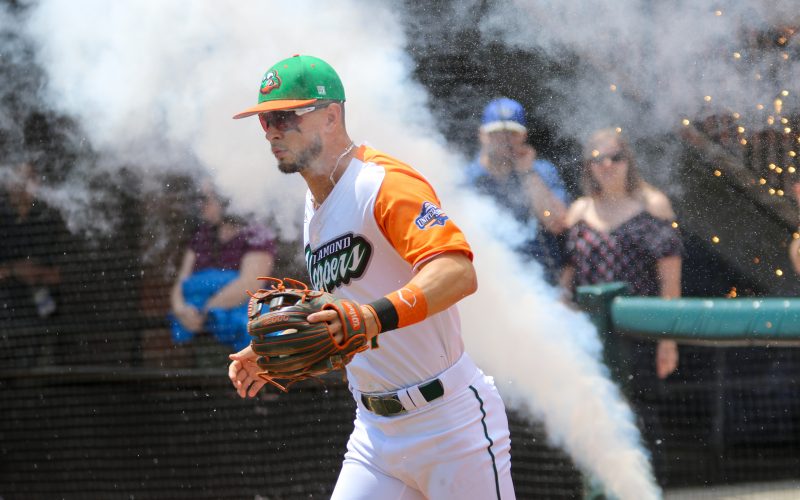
[589, 155, 603, 164]
[259, 112, 297, 132]
[590, 151, 625, 164]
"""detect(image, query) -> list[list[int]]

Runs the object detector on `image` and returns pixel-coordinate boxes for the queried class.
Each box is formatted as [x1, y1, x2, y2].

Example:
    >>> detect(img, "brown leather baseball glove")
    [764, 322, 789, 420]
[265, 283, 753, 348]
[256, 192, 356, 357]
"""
[246, 277, 369, 391]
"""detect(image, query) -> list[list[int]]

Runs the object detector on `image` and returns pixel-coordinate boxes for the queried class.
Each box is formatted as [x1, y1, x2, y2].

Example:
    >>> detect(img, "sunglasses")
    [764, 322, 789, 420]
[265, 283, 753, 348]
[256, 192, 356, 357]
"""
[258, 102, 332, 133]
[589, 151, 626, 164]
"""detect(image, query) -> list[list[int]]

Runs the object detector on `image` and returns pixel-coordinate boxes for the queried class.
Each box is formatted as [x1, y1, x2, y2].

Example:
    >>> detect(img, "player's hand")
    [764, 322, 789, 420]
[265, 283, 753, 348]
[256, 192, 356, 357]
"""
[228, 345, 266, 398]
[656, 339, 679, 379]
[307, 306, 380, 343]
[307, 309, 343, 343]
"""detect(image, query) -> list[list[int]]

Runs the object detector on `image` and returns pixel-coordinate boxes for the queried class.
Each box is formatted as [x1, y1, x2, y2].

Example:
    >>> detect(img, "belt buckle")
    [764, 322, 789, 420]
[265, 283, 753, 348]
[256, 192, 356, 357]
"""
[363, 394, 406, 416]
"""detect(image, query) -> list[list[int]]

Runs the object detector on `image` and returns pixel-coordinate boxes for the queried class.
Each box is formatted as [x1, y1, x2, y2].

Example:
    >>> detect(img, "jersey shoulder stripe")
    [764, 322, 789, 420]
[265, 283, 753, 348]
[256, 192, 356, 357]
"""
[356, 145, 472, 268]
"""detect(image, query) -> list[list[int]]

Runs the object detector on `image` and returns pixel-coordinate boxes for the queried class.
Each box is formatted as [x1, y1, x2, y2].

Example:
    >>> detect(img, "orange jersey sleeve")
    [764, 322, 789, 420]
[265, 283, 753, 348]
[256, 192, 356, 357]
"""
[362, 147, 473, 268]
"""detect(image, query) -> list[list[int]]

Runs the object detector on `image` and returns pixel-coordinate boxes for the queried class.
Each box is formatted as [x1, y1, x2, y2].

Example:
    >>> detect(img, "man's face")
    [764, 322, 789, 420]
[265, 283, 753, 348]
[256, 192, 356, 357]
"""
[260, 105, 329, 173]
[273, 132, 323, 174]
[482, 129, 526, 167]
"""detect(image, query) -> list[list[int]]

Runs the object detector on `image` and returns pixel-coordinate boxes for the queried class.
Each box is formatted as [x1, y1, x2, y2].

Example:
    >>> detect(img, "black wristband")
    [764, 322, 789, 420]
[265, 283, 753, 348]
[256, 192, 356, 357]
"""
[367, 297, 399, 333]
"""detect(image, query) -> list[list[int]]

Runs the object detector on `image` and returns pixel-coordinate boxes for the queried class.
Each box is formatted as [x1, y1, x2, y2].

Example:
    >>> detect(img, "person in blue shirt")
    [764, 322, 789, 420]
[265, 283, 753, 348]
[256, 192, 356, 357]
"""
[170, 181, 276, 365]
[465, 97, 570, 283]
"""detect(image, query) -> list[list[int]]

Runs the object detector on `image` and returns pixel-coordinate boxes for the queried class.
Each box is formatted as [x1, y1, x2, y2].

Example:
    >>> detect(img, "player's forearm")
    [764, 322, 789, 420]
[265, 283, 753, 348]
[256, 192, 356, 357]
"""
[364, 252, 476, 336]
[409, 251, 477, 315]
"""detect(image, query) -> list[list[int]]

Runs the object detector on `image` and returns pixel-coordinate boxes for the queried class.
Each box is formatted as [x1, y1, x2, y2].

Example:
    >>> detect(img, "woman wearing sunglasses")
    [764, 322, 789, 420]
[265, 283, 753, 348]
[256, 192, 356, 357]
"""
[559, 127, 682, 481]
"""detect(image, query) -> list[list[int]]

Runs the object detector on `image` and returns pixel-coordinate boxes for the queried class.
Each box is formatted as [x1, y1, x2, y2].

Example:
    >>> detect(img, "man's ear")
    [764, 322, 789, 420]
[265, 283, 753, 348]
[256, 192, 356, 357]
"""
[325, 102, 343, 129]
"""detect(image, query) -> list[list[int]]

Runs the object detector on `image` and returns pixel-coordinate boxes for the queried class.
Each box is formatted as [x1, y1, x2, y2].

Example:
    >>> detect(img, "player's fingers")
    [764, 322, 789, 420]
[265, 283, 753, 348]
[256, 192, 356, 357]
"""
[248, 378, 267, 398]
[228, 360, 241, 385]
[323, 315, 345, 343]
[238, 374, 254, 398]
[329, 322, 344, 344]
[236, 366, 250, 383]
[230, 344, 255, 360]
[239, 372, 265, 398]
[309, 312, 344, 343]
[237, 382, 247, 398]
[307, 309, 337, 323]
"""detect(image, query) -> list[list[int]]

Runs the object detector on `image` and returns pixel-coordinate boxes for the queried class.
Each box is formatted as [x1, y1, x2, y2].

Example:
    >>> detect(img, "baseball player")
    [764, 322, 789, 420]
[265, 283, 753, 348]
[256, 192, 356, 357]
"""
[228, 54, 515, 499]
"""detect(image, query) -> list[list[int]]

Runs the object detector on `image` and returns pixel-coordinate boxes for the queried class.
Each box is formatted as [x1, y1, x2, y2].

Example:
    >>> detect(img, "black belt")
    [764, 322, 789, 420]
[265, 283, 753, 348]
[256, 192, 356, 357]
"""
[360, 379, 445, 417]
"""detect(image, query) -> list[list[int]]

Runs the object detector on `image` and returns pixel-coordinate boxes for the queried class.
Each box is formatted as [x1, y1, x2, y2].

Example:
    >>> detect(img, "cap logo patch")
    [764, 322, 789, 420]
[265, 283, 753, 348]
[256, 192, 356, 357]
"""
[414, 201, 449, 229]
[260, 70, 282, 95]
[317, 85, 327, 95]
[498, 103, 515, 119]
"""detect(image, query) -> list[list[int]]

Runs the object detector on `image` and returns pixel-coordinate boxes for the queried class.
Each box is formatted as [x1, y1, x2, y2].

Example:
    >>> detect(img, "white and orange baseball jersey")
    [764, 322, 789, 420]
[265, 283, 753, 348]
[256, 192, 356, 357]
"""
[303, 144, 515, 499]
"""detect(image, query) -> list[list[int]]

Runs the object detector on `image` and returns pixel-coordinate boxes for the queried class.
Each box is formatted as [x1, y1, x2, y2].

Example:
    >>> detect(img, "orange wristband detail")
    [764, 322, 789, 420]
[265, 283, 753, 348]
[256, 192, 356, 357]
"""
[386, 283, 428, 328]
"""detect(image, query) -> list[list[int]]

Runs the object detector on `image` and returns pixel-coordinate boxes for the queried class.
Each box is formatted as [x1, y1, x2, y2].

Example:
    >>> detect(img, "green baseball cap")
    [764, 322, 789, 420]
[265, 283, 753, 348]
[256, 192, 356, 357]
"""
[233, 54, 345, 119]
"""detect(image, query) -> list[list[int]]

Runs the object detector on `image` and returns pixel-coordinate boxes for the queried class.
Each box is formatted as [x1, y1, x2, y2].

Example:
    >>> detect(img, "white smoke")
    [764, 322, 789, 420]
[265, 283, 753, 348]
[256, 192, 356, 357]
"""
[18, 0, 665, 498]
[482, 0, 799, 140]
[445, 0, 797, 195]
[453, 194, 661, 500]
[21, 0, 433, 240]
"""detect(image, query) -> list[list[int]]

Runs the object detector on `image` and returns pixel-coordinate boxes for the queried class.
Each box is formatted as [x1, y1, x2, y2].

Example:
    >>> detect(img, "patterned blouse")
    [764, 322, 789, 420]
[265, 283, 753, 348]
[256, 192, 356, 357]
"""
[565, 211, 682, 297]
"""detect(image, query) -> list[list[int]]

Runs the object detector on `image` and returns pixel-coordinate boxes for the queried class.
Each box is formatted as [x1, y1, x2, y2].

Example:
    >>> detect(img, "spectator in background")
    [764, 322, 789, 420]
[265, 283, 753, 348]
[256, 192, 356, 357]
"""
[560, 127, 680, 378]
[559, 128, 681, 483]
[0, 161, 65, 367]
[465, 97, 570, 284]
[788, 182, 800, 276]
[170, 181, 276, 366]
